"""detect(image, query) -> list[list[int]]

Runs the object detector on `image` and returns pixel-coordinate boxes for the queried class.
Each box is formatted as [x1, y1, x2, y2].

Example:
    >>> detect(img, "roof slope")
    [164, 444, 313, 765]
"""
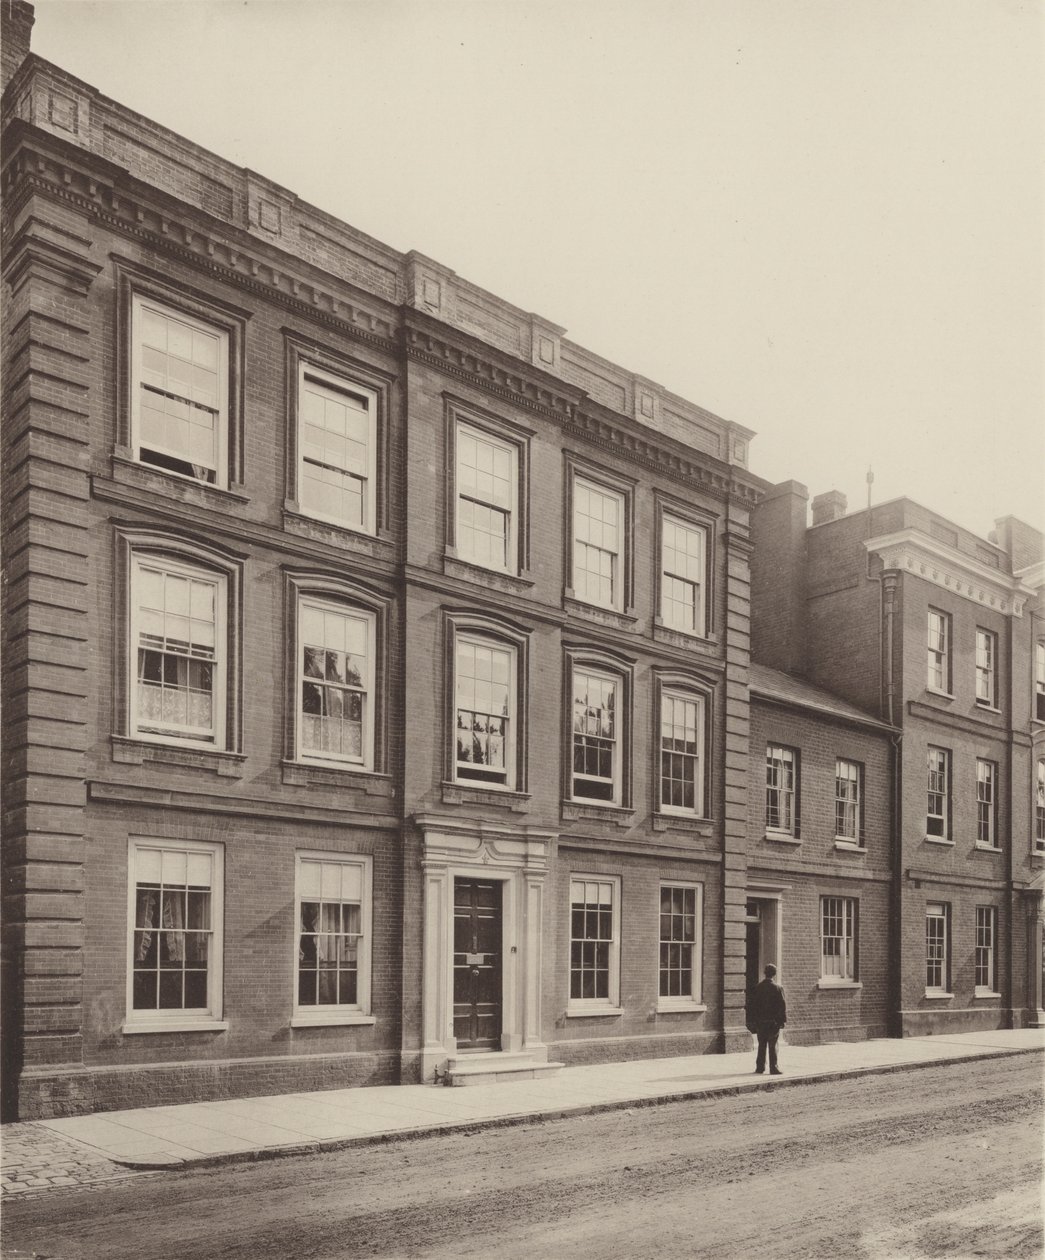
[748, 662, 897, 733]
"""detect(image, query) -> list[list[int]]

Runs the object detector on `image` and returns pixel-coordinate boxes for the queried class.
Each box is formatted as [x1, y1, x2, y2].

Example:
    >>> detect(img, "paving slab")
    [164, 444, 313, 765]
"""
[3, 1027, 1041, 1192]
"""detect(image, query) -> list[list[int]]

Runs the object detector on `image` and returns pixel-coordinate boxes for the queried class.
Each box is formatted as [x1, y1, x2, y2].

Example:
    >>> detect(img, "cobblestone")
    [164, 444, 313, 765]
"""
[1, 1122, 148, 1197]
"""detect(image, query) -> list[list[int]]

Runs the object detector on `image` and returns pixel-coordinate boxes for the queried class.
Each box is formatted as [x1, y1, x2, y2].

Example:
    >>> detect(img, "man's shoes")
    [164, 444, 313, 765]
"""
[770, 1069, 783, 1075]
[754, 1068, 764, 1074]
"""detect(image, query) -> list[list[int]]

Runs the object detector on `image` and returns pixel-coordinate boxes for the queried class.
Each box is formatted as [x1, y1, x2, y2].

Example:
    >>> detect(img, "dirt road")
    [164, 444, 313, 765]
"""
[3, 1055, 1042, 1260]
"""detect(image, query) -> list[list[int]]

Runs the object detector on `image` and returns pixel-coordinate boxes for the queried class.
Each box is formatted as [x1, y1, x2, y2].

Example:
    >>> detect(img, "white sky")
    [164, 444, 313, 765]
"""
[29, 0, 1044, 541]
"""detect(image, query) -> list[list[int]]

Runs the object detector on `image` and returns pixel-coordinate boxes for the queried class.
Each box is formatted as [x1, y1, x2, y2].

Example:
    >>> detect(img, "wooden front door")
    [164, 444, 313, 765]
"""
[453, 879, 502, 1049]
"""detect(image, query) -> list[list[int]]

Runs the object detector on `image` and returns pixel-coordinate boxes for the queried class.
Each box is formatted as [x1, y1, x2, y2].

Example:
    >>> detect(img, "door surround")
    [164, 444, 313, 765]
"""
[745, 881, 787, 984]
[417, 815, 553, 1082]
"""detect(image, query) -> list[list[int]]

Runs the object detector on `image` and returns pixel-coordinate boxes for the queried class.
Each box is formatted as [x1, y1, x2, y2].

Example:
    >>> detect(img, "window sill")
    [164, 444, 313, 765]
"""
[282, 505, 394, 559]
[833, 840, 867, 853]
[651, 622, 715, 652]
[443, 782, 530, 811]
[122, 1019, 229, 1035]
[652, 813, 713, 836]
[565, 1006, 624, 1019]
[974, 843, 1002, 853]
[925, 688, 955, 702]
[763, 831, 801, 845]
[1032, 850, 1045, 861]
[817, 980, 862, 991]
[290, 1013, 377, 1028]
[562, 801, 635, 827]
[113, 736, 245, 778]
[923, 991, 954, 1001]
[110, 452, 249, 509]
[443, 554, 534, 593]
[281, 761, 394, 796]
[923, 835, 955, 847]
[973, 990, 1001, 1000]
[974, 703, 1002, 715]
[656, 1001, 707, 1014]
[562, 593, 638, 632]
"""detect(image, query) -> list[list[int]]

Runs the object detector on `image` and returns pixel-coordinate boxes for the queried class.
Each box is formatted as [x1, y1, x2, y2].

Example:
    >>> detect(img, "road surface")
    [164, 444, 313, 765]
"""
[3, 1054, 1042, 1259]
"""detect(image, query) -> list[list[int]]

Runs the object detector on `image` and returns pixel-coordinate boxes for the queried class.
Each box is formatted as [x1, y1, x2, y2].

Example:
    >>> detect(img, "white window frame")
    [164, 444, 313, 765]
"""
[660, 514, 707, 637]
[926, 746, 950, 840]
[976, 759, 998, 849]
[130, 293, 229, 489]
[819, 896, 858, 985]
[1035, 642, 1045, 722]
[124, 838, 225, 1033]
[659, 690, 705, 816]
[453, 631, 517, 790]
[974, 629, 997, 708]
[567, 875, 621, 1013]
[1035, 760, 1045, 852]
[834, 759, 862, 843]
[926, 609, 951, 693]
[455, 421, 518, 575]
[571, 666, 622, 805]
[291, 851, 374, 1027]
[925, 902, 950, 995]
[658, 882, 703, 1009]
[572, 476, 625, 611]
[974, 905, 997, 995]
[765, 745, 798, 837]
[297, 362, 378, 535]
[295, 596, 376, 771]
[129, 553, 227, 751]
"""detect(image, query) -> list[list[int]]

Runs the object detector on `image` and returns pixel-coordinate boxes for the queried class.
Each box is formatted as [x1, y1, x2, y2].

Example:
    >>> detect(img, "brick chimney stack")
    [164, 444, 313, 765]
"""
[750, 480, 809, 675]
[2, 1, 34, 98]
[811, 489, 847, 526]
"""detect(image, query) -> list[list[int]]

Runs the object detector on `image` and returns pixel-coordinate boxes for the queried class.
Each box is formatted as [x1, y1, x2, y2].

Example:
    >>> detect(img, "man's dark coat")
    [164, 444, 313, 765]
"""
[746, 977, 787, 1032]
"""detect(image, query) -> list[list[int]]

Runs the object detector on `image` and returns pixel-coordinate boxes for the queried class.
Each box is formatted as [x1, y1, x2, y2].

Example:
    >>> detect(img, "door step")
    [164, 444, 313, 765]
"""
[444, 1051, 565, 1087]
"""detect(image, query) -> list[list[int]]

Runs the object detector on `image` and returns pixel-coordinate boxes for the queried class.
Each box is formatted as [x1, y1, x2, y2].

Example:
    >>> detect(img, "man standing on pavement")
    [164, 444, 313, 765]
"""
[746, 963, 786, 1075]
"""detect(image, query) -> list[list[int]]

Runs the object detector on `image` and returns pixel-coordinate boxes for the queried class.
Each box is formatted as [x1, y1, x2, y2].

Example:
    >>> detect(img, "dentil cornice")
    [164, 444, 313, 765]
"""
[866, 529, 1035, 617]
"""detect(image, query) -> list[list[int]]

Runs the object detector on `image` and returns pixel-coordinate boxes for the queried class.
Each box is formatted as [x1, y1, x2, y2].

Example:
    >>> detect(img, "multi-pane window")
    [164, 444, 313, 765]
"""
[298, 366, 376, 533]
[660, 516, 707, 636]
[455, 635, 513, 787]
[974, 906, 997, 993]
[765, 745, 797, 834]
[131, 555, 225, 747]
[820, 897, 857, 983]
[660, 692, 703, 814]
[456, 424, 516, 573]
[659, 884, 700, 1002]
[569, 878, 618, 1006]
[1036, 761, 1045, 852]
[927, 609, 950, 692]
[976, 759, 997, 848]
[298, 599, 373, 767]
[1036, 643, 1045, 721]
[926, 747, 949, 838]
[834, 759, 861, 841]
[925, 902, 949, 992]
[573, 478, 623, 610]
[131, 295, 227, 486]
[295, 855, 371, 1017]
[128, 841, 221, 1023]
[572, 669, 619, 803]
[975, 630, 997, 707]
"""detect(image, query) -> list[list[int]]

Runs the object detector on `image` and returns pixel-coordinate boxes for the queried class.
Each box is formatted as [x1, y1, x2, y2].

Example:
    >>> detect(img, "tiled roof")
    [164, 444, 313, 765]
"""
[748, 662, 897, 732]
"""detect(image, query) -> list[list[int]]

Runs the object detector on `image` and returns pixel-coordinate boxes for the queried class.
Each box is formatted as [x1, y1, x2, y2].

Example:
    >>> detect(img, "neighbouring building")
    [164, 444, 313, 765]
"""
[751, 483, 1044, 1037]
[1, 3, 768, 1119]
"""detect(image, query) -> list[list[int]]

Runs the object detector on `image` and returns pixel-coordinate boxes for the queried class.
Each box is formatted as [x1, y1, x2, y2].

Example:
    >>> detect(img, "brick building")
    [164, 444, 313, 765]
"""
[751, 483, 1044, 1037]
[1, 5, 773, 1119]
[2, 4, 1039, 1123]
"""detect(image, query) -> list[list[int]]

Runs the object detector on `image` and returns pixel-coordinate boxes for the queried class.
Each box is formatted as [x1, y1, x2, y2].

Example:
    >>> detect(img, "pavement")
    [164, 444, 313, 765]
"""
[2, 1028, 1042, 1198]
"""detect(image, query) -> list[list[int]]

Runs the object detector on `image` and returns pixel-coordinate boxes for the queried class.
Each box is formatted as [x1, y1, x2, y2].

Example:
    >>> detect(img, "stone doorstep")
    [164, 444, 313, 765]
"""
[445, 1052, 565, 1087]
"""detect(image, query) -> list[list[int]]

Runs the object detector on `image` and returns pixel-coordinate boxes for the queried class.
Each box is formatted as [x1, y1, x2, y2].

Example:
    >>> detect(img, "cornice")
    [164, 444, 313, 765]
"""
[3, 126, 400, 351]
[866, 529, 1034, 617]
